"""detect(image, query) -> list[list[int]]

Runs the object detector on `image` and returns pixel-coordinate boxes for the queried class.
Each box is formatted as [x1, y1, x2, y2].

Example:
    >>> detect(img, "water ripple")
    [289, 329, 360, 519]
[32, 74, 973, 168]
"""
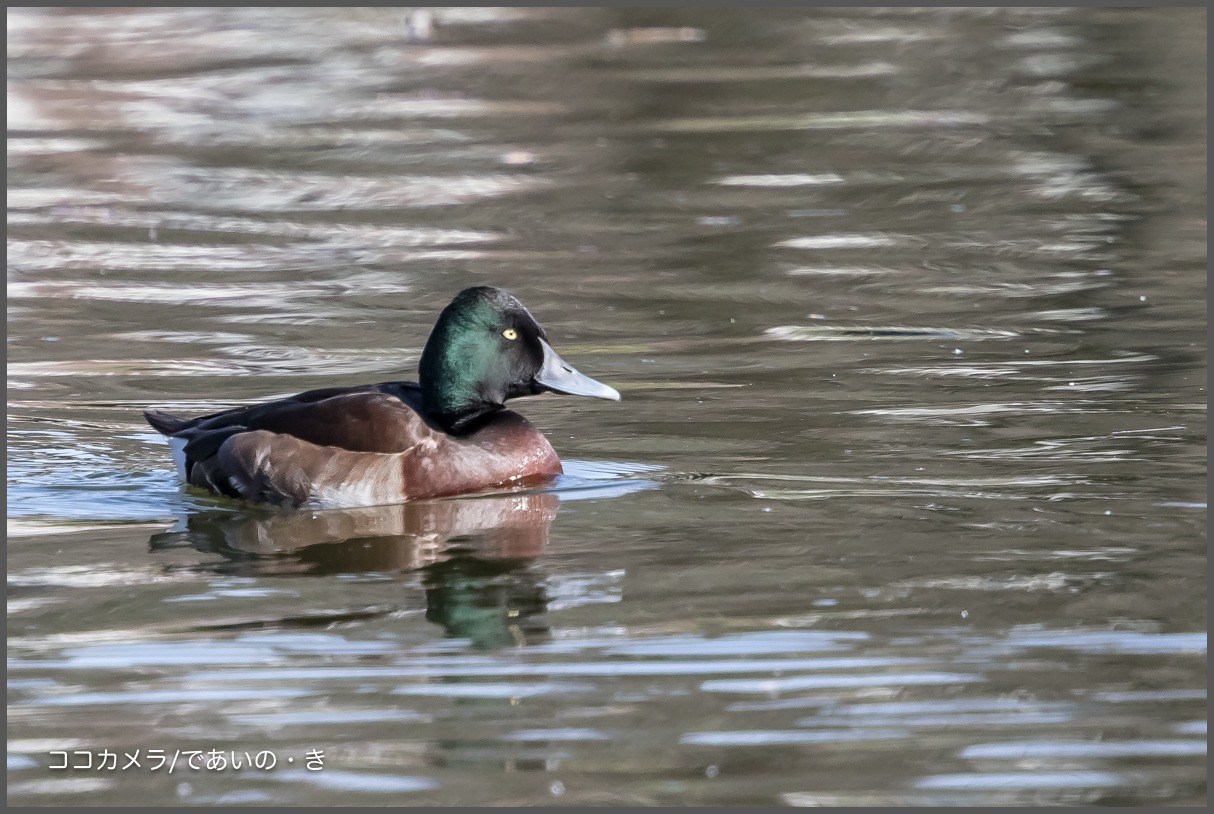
[701, 672, 983, 694]
[272, 769, 438, 794]
[766, 325, 1024, 342]
[916, 770, 1128, 790]
[681, 729, 909, 746]
[961, 739, 1206, 759]
[650, 109, 991, 134]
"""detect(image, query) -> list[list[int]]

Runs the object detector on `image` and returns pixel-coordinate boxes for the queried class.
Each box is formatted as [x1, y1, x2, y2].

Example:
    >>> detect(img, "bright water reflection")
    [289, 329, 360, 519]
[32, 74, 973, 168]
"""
[7, 6, 1207, 807]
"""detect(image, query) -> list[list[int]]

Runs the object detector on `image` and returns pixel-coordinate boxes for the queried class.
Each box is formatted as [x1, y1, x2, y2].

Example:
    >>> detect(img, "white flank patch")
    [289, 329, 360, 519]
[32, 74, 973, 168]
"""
[168, 437, 189, 481]
[304, 467, 398, 510]
[306, 482, 385, 511]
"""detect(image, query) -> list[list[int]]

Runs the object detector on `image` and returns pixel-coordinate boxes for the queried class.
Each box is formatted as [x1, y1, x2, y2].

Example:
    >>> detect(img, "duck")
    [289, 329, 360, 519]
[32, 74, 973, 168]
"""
[144, 286, 620, 509]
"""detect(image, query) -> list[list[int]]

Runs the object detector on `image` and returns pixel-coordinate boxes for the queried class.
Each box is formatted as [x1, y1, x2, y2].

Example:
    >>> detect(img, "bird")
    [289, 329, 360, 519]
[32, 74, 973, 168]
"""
[144, 286, 620, 509]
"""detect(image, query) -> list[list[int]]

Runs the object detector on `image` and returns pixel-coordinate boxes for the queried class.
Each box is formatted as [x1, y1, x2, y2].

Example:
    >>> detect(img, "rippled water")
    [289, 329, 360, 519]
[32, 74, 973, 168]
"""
[7, 7, 1207, 806]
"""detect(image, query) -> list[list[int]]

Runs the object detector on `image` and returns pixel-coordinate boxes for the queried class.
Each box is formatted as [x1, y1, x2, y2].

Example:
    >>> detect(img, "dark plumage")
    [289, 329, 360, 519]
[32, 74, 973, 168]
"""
[144, 287, 620, 509]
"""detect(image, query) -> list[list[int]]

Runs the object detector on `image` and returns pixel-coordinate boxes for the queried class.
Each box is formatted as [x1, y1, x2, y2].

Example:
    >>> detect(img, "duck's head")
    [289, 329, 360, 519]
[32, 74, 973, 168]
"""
[419, 286, 620, 434]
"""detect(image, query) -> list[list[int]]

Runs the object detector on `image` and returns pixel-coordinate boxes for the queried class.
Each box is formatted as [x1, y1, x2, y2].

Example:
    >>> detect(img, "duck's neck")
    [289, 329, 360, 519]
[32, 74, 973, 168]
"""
[419, 367, 502, 435]
[418, 325, 504, 436]
[425, 400, 502, 436]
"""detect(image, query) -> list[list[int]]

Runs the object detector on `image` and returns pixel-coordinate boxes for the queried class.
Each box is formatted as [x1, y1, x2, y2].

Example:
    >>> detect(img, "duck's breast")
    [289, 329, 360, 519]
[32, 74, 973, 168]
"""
[405, 411, 562, 499]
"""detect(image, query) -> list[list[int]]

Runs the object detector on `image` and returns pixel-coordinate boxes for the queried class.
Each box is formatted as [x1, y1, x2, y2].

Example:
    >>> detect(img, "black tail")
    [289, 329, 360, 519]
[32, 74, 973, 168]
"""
[144, 409, 191, 436]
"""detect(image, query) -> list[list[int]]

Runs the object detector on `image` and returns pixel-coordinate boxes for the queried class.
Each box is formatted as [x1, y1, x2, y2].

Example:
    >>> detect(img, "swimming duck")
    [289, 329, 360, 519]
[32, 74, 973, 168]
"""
[144, 286, 620, 509]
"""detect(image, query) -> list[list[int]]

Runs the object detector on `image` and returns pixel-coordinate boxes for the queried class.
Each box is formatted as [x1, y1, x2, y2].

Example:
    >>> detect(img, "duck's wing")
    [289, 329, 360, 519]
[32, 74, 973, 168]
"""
[145, 383, 441, 503]
[144, 381, 423, 438]
[190, 392, 441, 507]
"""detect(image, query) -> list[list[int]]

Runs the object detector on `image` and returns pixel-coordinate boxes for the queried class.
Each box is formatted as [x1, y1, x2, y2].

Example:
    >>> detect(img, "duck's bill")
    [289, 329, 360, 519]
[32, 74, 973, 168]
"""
[535, 339, 621, 401]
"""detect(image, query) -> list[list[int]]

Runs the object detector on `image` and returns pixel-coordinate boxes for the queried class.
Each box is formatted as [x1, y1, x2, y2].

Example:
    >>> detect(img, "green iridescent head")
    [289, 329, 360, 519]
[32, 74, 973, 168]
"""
[418, 287, 619, 434]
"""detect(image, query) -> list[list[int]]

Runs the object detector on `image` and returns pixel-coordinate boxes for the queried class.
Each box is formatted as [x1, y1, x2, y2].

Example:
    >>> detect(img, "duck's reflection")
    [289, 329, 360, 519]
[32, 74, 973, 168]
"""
[149, 492, 559, 647]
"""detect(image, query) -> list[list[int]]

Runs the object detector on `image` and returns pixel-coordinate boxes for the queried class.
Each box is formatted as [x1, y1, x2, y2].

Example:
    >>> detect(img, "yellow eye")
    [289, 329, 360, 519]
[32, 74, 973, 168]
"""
[502, 328, 518, 340]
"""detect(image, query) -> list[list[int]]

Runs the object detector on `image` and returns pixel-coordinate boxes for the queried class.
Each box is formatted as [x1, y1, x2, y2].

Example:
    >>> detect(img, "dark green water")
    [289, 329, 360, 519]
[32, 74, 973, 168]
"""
[7, 7, 1206, 806]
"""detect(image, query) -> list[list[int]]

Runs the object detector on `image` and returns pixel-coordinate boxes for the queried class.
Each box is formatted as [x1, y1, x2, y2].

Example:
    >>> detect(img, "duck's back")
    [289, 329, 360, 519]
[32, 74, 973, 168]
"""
[146, 381, 426, 445]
